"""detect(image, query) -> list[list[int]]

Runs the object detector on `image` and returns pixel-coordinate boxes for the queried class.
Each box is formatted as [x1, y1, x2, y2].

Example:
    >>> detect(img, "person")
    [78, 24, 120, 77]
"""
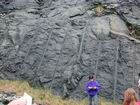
[8, 92, 32, 105]
[138, 78, 140, 100]
[138, 73, 140, 100]
[86, 75, 101, 105]
[123, 88, 140, 105]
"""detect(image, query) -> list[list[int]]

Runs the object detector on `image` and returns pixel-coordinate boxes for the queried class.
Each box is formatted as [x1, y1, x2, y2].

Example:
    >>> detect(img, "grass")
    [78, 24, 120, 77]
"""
[95, 5, 104, 14]
[0, 79, 121, 105]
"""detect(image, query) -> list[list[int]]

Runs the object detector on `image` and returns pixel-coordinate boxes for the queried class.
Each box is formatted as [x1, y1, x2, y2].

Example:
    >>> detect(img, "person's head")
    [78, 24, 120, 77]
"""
[89, 75, 94, 81]
[123, 88, 138, 105]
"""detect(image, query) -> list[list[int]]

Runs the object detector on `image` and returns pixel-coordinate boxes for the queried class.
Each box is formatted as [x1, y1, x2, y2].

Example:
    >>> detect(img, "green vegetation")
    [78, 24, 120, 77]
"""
[95, 5, 104, 14]
[0, 79, 121, 105]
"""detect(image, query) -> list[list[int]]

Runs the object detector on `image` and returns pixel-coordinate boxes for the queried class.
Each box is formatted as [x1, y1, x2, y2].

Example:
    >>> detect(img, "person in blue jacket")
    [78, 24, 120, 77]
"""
[86, 75, 101, 105]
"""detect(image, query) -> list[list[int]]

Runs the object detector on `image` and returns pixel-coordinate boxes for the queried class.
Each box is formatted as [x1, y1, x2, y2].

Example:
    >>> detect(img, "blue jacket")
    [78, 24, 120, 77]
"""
[86, 80, 101, 96]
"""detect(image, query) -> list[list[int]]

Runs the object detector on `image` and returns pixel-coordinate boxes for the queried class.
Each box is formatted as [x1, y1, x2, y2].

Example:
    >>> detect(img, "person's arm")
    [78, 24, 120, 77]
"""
[86, 82, 91, 91]
[95, 81, 101, 91]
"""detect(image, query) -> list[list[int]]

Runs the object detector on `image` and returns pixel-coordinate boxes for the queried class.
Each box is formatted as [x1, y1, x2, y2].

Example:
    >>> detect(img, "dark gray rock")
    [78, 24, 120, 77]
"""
[0, 0, 140, 103]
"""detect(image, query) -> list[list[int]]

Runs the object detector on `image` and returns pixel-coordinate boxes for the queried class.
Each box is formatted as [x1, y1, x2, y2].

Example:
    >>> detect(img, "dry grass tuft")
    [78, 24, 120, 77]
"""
[95, 5, 104, 14]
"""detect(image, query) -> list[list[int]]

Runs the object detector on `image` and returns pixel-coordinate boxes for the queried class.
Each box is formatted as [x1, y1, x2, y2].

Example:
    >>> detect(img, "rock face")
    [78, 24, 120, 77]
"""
[0, 0, 140, 103]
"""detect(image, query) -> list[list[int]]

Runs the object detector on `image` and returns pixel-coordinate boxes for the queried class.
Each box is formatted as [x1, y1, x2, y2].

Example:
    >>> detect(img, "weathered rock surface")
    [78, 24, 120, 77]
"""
[0, 0, 140, 103]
